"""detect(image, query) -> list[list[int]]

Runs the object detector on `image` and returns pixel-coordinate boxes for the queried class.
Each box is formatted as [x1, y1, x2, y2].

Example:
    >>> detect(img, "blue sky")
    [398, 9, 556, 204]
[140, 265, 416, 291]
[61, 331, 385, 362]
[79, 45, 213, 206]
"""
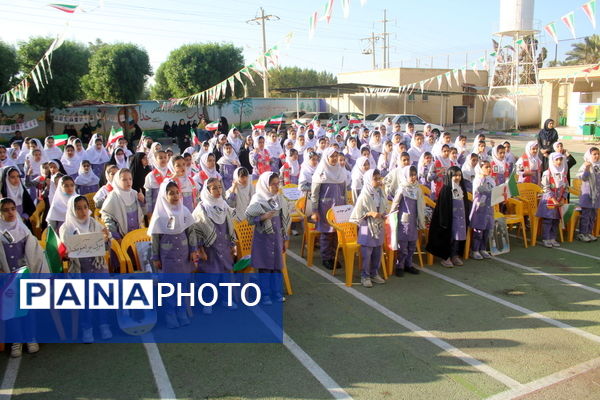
[0, 0, 596, 81]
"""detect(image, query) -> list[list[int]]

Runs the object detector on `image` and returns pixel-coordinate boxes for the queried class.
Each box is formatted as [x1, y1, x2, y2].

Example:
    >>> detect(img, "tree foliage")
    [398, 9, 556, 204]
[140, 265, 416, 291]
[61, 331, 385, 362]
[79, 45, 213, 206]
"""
[247, 67, 338, 97]
[150, 43, 244, 100]
[82, 43, 151, 103]
[564, 34, 600, 65]
[17, 37, 90, 109]
[0, 40, 18, 93]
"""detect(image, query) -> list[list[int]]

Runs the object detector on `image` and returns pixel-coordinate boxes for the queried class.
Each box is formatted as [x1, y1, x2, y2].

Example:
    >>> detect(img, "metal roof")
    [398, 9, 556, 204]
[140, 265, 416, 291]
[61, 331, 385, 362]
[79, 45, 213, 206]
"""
[271, 82, 485, 96]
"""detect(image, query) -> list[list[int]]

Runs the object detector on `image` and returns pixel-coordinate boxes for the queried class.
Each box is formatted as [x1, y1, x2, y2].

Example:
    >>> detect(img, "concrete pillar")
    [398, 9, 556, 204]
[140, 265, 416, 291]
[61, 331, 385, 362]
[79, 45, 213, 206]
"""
[541, 81, 559, 128]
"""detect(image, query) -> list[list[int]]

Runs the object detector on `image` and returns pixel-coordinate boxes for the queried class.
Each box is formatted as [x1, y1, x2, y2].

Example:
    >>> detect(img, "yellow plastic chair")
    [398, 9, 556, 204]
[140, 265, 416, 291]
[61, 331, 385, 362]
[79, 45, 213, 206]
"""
[29, 199, 45, 239]
[346, 190, 354, 205]
[105, 239, 129, 273]
[120, 228, 152, 272]
[419, 185, 431, 197]
[516, 183, 543, 246]
[234, 219, 292, 295]
[566, 185, 582, 242]
[296, 196, 320, 267]
[494, 198, 528, 247]
[84, 192, 98, 218]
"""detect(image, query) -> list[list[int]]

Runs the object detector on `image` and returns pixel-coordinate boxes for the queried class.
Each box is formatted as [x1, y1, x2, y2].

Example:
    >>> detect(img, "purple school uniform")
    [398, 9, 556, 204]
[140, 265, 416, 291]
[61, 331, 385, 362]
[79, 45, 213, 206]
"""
[77, 184, 99, 195]
[91, 163, 104, 178]
[469, 178, 494, 230]
[155, 232, 196, 273]
[579, 168, 600, 209]
[198, 222, 233, 273]
[182, 192, 194, 212]
[452, 198, 467, 240]
[345, 155, 356, 169]
[358, 197, 384, 278]
[395, 196, 418, 270]
[371, 150, 381, 163]
[16, 204, 28, 219]
[3, 238, 27, 272]
[463, 179, 473, 194]
[147, 187, 159, 214]
[251, 214, 284, 271]
[536, 172, 566, 220]
[315, 183, 346, 233]
[220, 164, 236, 191]
[111, 205, 140, 240]
[290, 175, 299, 185]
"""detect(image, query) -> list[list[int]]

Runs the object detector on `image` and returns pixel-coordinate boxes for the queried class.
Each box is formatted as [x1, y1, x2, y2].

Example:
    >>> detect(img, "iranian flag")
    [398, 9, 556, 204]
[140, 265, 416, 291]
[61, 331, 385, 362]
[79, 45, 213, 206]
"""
[582, 0, 596, 29]
[561, 11, 576, 39]
[48, 3, 78, 13]
[269, 114, 285, 125]
[45, 226, 67, 273]
[189, 128, 200, 146]
[544, 22, 559, 44]
[348, 114, 362, 124]
[559, 203, 577, 229]
[106, 126, 124, 147]
[51, 134, 69, 147]
[292, 119, 305, 128]
[253, 120, 268, 130]
[310, 115, 320, 130]
[205, 121, 219, 131]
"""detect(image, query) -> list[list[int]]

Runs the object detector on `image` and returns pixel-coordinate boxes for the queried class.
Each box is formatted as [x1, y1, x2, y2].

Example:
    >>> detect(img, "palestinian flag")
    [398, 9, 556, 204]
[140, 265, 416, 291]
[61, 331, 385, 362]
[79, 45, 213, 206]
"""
[205, 121, 219, 131]
[253, 120, 268, 130]
[45, 226, 67, 274]
[48, 3, 78, 13]
[190, 128, 200, 146]
[106, 126, 124, 148]
[269, 114, 285, 124]
[51, 134, 69, 147]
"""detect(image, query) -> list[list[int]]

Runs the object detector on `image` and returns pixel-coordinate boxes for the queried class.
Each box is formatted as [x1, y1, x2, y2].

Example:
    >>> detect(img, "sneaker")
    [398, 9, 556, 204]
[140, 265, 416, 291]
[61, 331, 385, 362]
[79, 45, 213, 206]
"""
[82, 328, 94, 343]
[26, 342, 39, 354]
[406, 266, 420, 275]
[480, 250, 492, 259]
[577, 234, 591, 242]
[177, 309, 191, 325]
[99, 324, 113, 340]
[202, 306, 213, 315]
[361, 277, 373, 288]
[371, 274, 386, 284]
[451, 256, 464, 266]
[395, 268, 404, 277]
[10, 343, 22, 358]
[165, 313, 179, 329]
[291, 229, 299, 236]
[470, 251, 483, 260]
[542, 240, 553, 248]
[440, 258, 454, 268]
[551, 240, 561, 247]
[261, 296, 273, 306]
[587, 234, 598, 242]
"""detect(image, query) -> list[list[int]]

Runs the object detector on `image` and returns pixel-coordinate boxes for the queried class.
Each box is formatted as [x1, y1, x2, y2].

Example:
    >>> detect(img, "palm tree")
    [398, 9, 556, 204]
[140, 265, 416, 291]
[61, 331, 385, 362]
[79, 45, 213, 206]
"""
[564, 34, 600, 65]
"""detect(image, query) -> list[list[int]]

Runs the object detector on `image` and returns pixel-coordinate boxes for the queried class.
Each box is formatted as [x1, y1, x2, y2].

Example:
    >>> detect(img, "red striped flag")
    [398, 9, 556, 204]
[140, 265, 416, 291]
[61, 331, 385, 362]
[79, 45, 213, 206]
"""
[48, 3, 78, 13]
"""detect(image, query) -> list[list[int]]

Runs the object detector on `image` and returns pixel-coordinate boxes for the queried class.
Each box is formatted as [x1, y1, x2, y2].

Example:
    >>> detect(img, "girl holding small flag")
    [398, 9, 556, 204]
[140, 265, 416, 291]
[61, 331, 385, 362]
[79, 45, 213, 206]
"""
[86, 134, 110, 178]
[74, 160, 100, 195]
[101, 168, 145, 240]
[168, 156, 198, 212]
[349, 169, 387, 287]
[0, 197, 48, 357]
[150, 180, 198, 326]
[47, 175, 77, 232]
[217, 142, 240, 191]
[515, 141, 541, 185]
[537, 152, 568, 248]
[246, 172, 290, 304]
[94, 165, 118, 209]
[430, 145, 452, 200]
[469, 161, 495, 259]
[391, 165, 425, 276]
[43, 136, 63, 160]
[280, 148, 300, 186]
[577, 147, 600, 242]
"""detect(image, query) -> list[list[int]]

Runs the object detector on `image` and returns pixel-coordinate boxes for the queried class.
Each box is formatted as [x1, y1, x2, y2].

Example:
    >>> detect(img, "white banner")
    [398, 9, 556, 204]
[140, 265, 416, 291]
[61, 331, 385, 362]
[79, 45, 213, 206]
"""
[0, 119, 39, 134]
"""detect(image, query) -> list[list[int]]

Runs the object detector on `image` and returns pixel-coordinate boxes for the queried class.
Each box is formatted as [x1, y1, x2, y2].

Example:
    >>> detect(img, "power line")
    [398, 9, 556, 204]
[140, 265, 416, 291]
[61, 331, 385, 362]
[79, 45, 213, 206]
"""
[246, 7, 279, 98]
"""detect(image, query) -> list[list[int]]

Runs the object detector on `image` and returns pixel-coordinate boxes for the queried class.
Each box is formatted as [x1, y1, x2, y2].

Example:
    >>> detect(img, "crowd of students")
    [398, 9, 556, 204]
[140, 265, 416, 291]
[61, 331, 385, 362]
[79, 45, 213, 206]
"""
[0, 117, 598, 356]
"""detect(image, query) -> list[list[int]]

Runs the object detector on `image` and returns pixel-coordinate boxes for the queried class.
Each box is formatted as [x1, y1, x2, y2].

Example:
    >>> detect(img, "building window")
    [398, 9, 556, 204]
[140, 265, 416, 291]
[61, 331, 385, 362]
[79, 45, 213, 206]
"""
[462, 84, 476, 109]
[580, 92, 593, 103]
[408, 94, 415, 102]
[422, 94, 429, 102]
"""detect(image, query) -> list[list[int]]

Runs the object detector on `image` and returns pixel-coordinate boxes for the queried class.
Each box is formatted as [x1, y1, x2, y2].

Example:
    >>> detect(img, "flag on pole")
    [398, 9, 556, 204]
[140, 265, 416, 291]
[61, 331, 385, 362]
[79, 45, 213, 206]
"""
[50, 134, 69, 147]
[310, 115, 320, 130]
[323, 0, 334, 23]
[253, 120, 268, 130]
[45, 226, 67, 273]
[48, 3, 78, 13]
[292, 119, 305, 127]
[507, 170, 519, 198]
[582, 0, 596, 29]
[205, 121, 219, 131]
[106, 126, 124, 148]
[544, 22, 559, 44]
[561, 11, 576, 38]
[190, 128, 200, 146]
[269, 113, 285, 124]
[559, 203, 577, 229]
[309, 11, 318, 39]
[348, 114, 362, 124]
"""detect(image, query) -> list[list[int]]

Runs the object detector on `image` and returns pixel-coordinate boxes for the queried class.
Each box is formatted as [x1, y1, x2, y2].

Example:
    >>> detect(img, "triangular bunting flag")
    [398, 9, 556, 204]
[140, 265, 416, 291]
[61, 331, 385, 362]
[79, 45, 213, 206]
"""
[561, 11, 576, 39]
[544, 22, 559, 44]
[582, 0, 596, 29]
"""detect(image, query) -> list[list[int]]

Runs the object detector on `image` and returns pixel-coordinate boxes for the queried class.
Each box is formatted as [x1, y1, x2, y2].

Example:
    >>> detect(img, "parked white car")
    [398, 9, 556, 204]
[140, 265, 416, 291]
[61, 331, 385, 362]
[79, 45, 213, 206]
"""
[366, 114, 444, 132]
[296, 112, 334, 127]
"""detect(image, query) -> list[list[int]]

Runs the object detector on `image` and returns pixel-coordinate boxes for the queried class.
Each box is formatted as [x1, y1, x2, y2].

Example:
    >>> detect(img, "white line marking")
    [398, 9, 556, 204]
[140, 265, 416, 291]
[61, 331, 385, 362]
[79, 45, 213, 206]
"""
[143, 339, 177, 400]
[509, 233, 600, 261]
[0, 357, 21, 399]
[486, 356, 600, 400]
[287, 250, 523, 390]
[422, 268, 600, 344]
[252, 307, 353, 399]
[494, 256, 600, 295]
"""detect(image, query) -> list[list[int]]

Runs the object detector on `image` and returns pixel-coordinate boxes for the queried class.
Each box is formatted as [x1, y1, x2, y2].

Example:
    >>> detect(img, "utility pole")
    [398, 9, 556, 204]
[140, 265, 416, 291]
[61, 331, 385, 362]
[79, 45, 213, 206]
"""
[246, 8, 279, 98]
[379, 9, 390, 68]
[360, 32, 379, 69]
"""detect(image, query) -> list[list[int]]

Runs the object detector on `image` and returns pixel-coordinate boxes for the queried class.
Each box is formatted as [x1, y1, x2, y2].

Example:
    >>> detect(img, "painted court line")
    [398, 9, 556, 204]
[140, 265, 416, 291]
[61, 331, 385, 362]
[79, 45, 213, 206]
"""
[486, 356, 600, 400]
[422, 268, 600, 345]
[287, 250, 523, 390]
[508, 233, 600, 262]
[142, 339, 177, 400]
[494, 256, 600, 295]
[252, 307, 353, 400]
[0, 358, 21, 400]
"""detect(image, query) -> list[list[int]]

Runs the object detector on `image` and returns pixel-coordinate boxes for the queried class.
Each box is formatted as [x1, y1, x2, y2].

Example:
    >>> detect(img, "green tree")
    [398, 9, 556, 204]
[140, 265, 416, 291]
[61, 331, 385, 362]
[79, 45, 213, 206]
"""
[564, 34, 600, 65]
[153, 43, 244, 100]
[246, 67, 337, 97]
[17, 37, 90, 108]
[82, 43, 151, 103]
[0, 40, 18, 93]
[150, 63, 173, 99]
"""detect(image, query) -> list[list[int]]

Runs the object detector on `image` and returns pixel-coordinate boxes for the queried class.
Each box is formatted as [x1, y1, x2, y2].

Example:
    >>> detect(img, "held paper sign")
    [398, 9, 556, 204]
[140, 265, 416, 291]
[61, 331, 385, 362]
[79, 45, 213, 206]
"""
[491, 183, 507, 206]
[64, 232, 105, 258]
[332, 205, 353, 223]
[282, 187, 302, 201]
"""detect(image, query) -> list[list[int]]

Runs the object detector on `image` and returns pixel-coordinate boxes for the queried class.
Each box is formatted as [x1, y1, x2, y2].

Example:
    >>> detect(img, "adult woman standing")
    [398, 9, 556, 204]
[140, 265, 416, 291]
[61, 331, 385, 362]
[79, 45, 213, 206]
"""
[537, 119, 559, 172]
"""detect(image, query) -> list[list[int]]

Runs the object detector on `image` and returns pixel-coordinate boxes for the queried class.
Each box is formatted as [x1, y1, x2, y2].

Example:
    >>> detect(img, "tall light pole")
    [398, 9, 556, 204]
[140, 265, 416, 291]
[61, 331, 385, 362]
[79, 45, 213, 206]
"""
[246, 8, 279, 98]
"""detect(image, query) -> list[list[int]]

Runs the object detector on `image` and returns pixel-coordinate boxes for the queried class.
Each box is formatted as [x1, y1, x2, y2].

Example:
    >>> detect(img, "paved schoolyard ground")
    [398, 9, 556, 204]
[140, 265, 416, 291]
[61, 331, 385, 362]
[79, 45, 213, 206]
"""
[2, 146, 599, 400]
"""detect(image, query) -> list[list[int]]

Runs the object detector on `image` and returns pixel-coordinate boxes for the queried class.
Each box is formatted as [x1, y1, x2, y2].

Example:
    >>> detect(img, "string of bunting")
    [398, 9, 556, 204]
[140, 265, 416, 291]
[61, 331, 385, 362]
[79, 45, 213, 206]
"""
[309, 0, 368, 39]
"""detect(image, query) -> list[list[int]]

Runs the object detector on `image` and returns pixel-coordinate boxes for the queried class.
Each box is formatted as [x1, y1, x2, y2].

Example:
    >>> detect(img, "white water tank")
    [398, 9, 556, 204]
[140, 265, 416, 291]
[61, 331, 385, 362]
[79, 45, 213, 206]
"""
[491, 96, 541, 129]
[498, 0, 535, 35]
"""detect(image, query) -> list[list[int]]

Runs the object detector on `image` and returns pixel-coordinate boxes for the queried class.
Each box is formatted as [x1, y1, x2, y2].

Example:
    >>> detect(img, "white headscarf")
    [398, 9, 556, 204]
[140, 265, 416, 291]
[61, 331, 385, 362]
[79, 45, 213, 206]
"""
[294, 135, 308, 153]
[454, 136, 467, 155]
[368, 133, 383, 153]
[60, 195, 102, 236]
[74, 163, 100, 186]
[147, 179, 195, 235]
[44, 137, 63, 160]
[198, 153, 220, 179]
[216, 147, 240, 166]
[47, 176, 75, 222]
[250, 171, 279, 206]
[492, 145, 507, 175]
[147, 142, 162, 169]
[284, 149, 300, 176]
[343, 139, 360, 160]
[351, 156, 370, 190]
[0, 204, 30, 243]
[112, 169, 137, 206]
[299, 154, 318, 188]
[265, 135, 283, 159]
[86, 136, 110, 164]
[312, 148, 346, 184]
[227, 128, 243, 154]
[399, 165, 419, 200]
[60, 149, 81, 176]
[196, 178, 231, 225]
[229, 167, 254, 216]
[461, 154, 478, 182]
[548, 152, 566, 188]
[113, 148, 129, 169]
[581, 147, 600, 202]
[524, 141, 540, 170]
[3, 167, 24, 207]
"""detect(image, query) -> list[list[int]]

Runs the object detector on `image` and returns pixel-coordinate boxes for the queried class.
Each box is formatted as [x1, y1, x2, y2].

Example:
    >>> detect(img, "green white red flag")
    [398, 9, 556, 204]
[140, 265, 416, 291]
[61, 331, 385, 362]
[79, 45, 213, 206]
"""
[253, 120, 268, 130]
[190, 128, 200, 146]
[205, 121, 219, 131]
[322, 0, 334, 23]
[544, 22, 559, 44]
[106, 126, 124, 147]
[561, 11, 576, 39]
[269, 114, 285, 124]
[48, 3, 78, 13]
[51, 134, 69, 147]
[582, 0, 596, 29]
